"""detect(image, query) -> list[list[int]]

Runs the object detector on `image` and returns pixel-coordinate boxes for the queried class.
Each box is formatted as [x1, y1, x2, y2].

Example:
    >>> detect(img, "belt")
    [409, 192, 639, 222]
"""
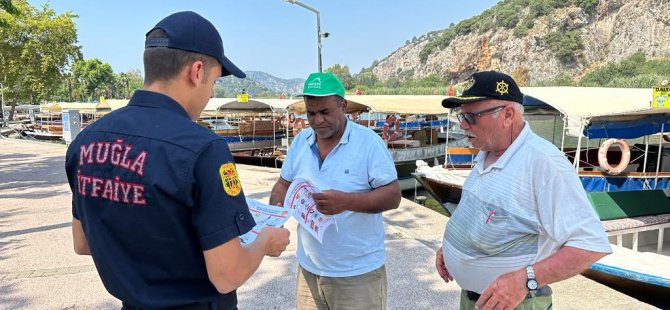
[121, 297, 237, 310]
[465, 286, 552, 302]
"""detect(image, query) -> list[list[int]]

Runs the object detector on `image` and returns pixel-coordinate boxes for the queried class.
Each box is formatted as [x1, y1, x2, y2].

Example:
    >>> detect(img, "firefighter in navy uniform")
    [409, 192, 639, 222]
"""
[64, 11, 290, 310]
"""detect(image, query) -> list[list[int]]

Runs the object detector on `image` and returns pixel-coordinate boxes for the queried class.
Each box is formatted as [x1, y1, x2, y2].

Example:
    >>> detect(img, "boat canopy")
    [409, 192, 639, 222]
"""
[345, 95, 447, 115]
[288, 95, 447, 115]
[106, 99, 130, 111]
[288, 95, 449, 115]
[201, 98, 237, 117]
[585, 109, 670, 139]
[216, 98, 301, 114]
[522, 87, 651, 117]
[39, 101, 112, 115]
[522, 87, 653, 138]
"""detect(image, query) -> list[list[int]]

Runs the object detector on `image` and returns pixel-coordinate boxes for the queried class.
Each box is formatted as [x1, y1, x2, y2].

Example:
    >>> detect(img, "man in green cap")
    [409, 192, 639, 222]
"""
[270, 72, 401, 309]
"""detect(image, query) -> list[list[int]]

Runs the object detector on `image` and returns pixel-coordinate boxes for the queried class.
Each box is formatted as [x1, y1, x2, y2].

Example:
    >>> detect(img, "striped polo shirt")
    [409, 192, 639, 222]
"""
[442, 122, 612, 293]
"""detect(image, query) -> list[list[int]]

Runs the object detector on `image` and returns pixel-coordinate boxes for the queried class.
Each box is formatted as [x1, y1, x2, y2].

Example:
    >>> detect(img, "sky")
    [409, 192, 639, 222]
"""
[28, 0, 500, 80]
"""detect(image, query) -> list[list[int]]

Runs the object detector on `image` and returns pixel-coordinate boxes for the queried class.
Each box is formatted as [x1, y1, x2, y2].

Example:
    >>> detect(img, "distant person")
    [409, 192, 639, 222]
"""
[269, 72, 401, 309]
[65, 11, 289, 310]
[435, 71, 612, 310]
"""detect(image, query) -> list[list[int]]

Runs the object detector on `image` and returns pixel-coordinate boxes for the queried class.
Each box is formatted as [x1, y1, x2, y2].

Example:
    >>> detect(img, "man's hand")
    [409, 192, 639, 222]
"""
[475, 269, 527, 310]
[312, 190, 349, 215]
[435, 246, 453, 283]
[257, 226, 290, 257]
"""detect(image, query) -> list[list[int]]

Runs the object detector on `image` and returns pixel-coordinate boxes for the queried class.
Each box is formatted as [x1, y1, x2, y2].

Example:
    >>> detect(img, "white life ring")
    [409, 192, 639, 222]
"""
[598, 138, 630, 175]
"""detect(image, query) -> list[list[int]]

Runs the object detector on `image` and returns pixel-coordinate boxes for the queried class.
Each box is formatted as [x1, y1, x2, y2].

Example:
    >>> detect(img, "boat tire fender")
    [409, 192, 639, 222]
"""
[598, 138, 630, 175]
[382, 115, 400, 141]
[293, 118, 306, 136]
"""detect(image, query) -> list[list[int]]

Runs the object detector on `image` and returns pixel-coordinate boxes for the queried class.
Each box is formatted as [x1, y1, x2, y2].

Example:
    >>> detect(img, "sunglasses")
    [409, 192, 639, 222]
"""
[456, 105, 506, 125]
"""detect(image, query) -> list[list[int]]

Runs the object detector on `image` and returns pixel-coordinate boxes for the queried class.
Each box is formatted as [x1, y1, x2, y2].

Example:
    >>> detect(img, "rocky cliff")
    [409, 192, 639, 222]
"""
[372, 0, 670, 85]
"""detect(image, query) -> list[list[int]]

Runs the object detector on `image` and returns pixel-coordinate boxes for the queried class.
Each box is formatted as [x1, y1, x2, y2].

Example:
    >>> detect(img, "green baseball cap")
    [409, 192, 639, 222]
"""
[299, 72, 345, 98]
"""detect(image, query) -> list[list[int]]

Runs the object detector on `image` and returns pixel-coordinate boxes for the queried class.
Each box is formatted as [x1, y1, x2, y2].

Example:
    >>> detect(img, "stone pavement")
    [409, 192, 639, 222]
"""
[0, 138, 657, 309]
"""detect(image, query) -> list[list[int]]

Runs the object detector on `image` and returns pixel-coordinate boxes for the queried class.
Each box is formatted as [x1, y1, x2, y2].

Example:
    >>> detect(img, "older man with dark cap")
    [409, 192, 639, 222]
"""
[434, 71, 611, 310]
[66, 11, 289, 310]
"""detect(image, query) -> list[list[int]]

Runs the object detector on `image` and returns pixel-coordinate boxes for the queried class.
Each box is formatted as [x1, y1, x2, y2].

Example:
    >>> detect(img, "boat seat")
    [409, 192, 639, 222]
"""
[587, 190, 670, 252]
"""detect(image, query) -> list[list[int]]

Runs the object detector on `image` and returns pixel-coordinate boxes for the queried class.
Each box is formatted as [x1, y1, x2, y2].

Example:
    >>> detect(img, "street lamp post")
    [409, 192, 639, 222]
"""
[283, 0, 328, 72]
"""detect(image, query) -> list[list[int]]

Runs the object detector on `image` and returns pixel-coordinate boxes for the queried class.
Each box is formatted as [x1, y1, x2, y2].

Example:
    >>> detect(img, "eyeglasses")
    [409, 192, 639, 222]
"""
[456, 105, 506, 125]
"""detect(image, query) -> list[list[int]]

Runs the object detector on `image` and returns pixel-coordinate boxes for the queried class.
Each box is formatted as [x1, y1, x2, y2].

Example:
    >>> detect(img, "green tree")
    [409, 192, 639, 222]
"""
[113, 69, 143, 99]
[578, 52, 670, 87]
[417, 74, 446, 87]
[352, 70, 378, 88]
[0, 0, 18, 28]
[544, 30, 583, 63]
[325, 64, 354, 90]
[384, 76, 401, 88]
[71, 58, 115, 101]
[0, 0, 80, 110]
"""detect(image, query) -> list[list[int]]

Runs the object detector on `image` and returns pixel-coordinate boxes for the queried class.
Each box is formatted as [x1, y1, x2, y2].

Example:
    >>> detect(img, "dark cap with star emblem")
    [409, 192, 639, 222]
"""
[442, 71, 523, 108]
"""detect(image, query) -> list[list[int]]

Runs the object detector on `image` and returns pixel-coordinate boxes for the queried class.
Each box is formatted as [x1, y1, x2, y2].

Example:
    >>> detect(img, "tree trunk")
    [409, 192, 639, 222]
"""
[8, 102, 16, 121]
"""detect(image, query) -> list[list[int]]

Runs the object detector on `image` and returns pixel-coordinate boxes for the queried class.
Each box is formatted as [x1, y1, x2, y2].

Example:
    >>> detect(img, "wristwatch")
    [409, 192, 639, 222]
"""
[526, 265, 538, 295]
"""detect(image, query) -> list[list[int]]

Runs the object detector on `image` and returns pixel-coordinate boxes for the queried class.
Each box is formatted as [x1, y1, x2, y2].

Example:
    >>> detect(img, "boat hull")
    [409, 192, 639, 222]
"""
[232, 148, 283, 169]
[583, 262, 670, 308]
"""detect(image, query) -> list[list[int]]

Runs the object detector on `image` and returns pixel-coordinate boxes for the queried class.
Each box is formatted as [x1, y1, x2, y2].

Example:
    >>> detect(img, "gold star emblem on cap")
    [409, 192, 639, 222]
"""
[496, 80, 509, 96]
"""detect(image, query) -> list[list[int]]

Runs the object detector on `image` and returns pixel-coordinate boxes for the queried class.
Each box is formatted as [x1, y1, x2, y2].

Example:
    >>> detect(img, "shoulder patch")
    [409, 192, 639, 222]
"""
[219, 162, 242, 196]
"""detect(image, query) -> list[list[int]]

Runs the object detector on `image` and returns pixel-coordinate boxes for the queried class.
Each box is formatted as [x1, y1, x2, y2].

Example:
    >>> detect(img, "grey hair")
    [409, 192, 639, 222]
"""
[512, 102, 524, 116]
[491, 101, 524, 120]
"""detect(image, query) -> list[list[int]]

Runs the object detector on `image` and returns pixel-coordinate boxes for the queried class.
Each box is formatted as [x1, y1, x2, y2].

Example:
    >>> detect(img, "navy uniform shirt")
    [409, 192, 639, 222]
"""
[65, 90, 255, 309]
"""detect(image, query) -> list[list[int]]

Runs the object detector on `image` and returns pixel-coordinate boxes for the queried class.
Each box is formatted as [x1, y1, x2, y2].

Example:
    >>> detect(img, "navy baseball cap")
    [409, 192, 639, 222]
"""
[442, 71, 523, 108]
[145, 11, 245, 78]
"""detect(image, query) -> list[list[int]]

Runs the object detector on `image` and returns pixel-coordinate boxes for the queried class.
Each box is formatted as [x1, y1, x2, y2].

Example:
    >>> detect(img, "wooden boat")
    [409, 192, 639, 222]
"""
[582, 189, 670, 307]
[24, 120, 64, 141]
[200, 98, 298, 163]
[231, 148, 284, 168]
[24, 130, 63, 141]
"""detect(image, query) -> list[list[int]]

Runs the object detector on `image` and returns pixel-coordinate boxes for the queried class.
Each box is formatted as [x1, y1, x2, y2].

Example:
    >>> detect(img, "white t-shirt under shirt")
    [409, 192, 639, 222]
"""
[281, 120, 397, 277]
[442, 122, 612, 293]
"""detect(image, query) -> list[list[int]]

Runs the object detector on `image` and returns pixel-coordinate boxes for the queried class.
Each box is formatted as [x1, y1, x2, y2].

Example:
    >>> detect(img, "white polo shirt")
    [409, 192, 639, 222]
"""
[442, 122, 612, 293]
[281, 120, 397, 277]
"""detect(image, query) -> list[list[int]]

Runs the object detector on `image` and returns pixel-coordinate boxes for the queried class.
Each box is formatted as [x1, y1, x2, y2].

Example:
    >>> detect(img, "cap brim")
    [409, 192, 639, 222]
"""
[220, 55, 246, 78]
[297, 92, 341, 97]
[441, 96, 489, 108]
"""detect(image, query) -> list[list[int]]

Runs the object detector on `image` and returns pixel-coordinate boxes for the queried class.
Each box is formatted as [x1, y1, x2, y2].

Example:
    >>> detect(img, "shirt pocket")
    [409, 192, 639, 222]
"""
[472, 207, 538, 257]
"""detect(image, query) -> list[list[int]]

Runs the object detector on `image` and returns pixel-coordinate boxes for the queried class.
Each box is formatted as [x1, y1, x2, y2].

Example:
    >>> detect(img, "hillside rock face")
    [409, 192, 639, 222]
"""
[372, 0, 670, 85]
[245, 71, 304, 95]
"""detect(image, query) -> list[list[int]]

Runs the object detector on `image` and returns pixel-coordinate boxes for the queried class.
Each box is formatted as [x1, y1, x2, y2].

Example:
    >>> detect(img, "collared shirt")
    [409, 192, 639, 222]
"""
[65, 90, 255, 308]
[281, 120, 397, 277]
[442, 121, 612, 293]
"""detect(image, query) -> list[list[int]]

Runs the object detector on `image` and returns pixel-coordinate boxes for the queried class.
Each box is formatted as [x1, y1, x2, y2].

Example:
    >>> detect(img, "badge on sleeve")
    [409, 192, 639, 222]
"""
[219, 162, 241, 196]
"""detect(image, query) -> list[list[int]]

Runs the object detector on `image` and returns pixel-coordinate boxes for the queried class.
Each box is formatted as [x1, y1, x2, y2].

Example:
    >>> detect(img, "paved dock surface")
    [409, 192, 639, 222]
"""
[0, 138, 657, 309]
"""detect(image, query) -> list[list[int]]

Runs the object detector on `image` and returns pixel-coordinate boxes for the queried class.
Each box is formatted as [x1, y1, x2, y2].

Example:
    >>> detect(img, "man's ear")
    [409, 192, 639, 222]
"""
[503, 104, 515, 126]
[187, 61, 205, 85]
[341, 99, 348, 112]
